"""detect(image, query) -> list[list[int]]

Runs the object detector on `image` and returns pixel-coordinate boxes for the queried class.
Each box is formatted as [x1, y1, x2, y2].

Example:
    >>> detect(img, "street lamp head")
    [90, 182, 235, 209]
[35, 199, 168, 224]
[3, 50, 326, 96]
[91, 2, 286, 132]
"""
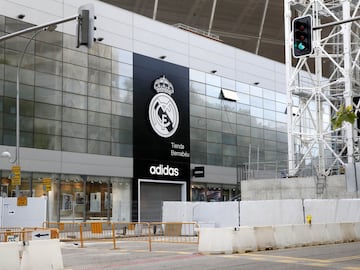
[1, 151, 12, 158]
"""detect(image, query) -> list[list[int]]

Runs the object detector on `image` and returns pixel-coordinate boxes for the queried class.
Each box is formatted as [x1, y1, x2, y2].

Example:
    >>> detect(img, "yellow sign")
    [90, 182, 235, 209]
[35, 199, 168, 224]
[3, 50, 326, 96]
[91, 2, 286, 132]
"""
[91, 223, 103, 234]
[11, 165, 21, 186]
[17, 196, 27, 206]
[42, 178, 52, 191]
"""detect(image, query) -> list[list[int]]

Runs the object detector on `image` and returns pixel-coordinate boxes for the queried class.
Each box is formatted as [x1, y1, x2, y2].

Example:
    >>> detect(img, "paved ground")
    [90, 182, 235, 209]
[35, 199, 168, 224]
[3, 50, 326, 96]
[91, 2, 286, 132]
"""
[62, 241, 360, 270]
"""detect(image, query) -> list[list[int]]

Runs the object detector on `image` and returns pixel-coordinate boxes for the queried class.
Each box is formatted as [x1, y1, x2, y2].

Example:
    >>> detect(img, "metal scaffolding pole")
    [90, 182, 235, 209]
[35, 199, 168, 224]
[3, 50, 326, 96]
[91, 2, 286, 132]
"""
[285, 0, 360, 177]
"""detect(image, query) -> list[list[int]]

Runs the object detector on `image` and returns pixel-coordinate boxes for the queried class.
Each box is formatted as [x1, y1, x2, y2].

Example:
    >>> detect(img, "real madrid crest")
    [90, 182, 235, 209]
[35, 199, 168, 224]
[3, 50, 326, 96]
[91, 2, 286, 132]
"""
[148, 75, 179, 138]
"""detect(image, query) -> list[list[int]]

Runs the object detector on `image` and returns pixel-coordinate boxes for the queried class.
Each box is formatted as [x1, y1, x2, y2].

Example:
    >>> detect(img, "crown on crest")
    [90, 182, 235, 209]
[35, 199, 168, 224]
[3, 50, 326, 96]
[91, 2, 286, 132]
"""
[153, 75, 174, 95]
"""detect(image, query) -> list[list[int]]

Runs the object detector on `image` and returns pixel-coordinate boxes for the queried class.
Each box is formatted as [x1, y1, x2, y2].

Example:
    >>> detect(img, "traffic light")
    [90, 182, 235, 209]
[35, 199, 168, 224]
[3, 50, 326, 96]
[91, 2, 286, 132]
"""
[77, 4, 95, 48]
[292, 15, 313, 58]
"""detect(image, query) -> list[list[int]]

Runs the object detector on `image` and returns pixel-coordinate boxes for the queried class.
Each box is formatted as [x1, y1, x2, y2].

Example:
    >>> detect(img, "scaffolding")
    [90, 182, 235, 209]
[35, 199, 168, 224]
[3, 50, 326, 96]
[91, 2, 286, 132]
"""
[284, 0, 360, 177]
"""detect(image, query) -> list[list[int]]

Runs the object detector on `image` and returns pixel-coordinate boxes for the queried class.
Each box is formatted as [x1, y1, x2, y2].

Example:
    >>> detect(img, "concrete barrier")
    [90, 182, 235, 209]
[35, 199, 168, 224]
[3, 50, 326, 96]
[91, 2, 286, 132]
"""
[198, 227, 233, 254]
[254, 226, 275, 250]
[354, 223, 360, 240]
[273, 225, 296, 249]
[233, 226, 256, 253]
[197, 222, 360, 255]
[0, 242, 21, 270]
[20, 239, 63, 270]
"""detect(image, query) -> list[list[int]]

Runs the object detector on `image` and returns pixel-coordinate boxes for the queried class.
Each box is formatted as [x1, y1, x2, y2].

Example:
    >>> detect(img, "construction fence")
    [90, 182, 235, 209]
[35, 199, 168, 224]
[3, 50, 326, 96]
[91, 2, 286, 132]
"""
[42, 221, 199, 251]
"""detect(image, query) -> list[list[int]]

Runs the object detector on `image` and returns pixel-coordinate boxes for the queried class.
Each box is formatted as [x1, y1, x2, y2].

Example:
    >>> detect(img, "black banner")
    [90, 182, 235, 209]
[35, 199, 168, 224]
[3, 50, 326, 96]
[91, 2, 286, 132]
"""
[133, 54, 190, 181]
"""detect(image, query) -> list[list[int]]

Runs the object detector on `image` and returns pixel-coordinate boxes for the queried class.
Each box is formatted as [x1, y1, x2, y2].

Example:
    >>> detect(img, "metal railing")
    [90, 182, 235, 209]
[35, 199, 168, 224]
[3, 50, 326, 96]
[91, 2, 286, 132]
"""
[43, 221, 199, 251]
[238, 157, 346, 181]
[0, 227, 59, 242]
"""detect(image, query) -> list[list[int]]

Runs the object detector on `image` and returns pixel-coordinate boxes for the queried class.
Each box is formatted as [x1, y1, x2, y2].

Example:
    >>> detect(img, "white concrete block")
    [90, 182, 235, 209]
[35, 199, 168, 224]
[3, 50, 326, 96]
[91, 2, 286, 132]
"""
[198, 228, 233, 254]
[20, 239, 63, 270]
[254, 226, 275, 250]
[233, 226, 257, 253]
[0, 242, 21, 270]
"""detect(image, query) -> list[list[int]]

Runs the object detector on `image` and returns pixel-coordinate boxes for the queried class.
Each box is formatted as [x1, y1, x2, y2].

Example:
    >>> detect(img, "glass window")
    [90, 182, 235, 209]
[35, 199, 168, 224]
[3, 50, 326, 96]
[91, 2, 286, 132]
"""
[190, 92, 205, 106]
[35, 56, 62, 76]
[190, 116, 206, 129]
[190, 81, 205, 94]
[35, 103, 61, 120]
[63, 93, 87, 110]
[35, 87, 62, 105]
[88, 69, 111, 86]
[88, 97, 111, 114]
[34, 134, 61, 150]
[222, 133, 237, 145]
[112, 61, 132, 77]
[222, 111, 236, 123]
[222, 122, 237, 134]
[62, 122, 87, 138]
[251, 127, 264, 139]
[206, 96, 221, 109]
[35, 72, 62, 90]
[276, 102, 287, 113]
[63, 48, 87, 66]
[190, 104, 206, 117]
[5, 64, 35, 85]
[111, 88, 133, 104]
[206, 85, 221, 98]
[88, 111, 111, 128]
[237, 113, 251, 126]
[89, 55, 111, 72]
[251, 107, 263, 118]
[189, 69, 205, 83]
[263, 109, 276, 121]
[236, 82, 249, 94]
[62, 137, 87, 153]
[63, 78, 87, 95]
[238, 93, 250, 105]
[207, 142, 222, 154]
[207, 130, 222, 143]
[191, 128, 206, 141]
[5, 81, 34, 100]
[207, 153, 222, 166]
[34, 118, 61, 135]
[221, 77, 235, 90]
[263, 99, 275, 110]
[207, 119, 221, 132]
[206, 73, 221, 86]
[223, 144, 237, 156]
[112, 74, 133, 91]
[250, 96, 263, 107]
[276, 92, 286, 103]
[63, 63, 88, 81]
[111, 102, 132, 117]
[90, 42, 112, 59]
[111, 142, 133, 157]
[35, 42, 62, 61]
[63, 107, 87, 124]
[207, 107, 221, 120]
[263, 89, 276, 100]
[191, 141, 206, 152]
[88, 83, 111, 99]
[88, 126, 111, 141]
[111, 115, 132, 130]
[112, 48, 133, 64]
[250, 85, 263, 97]
[237, 125, 250, 136]
[111, 129, 132, 143]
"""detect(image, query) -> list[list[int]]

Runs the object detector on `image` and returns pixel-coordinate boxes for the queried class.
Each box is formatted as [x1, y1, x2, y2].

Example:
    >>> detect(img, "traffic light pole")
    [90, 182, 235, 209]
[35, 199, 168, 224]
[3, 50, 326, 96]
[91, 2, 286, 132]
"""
[0, 15, 79, 42]
[313, 15, 360, 30]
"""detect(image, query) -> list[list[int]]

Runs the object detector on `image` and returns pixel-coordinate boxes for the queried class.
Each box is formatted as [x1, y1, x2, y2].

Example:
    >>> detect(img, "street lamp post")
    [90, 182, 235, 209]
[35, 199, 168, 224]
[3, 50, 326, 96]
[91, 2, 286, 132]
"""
[1, 28, 52, 196]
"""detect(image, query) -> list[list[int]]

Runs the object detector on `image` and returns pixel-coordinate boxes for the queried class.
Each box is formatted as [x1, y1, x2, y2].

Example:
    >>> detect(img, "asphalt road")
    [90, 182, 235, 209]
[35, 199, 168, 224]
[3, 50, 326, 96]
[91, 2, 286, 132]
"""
[62, 241, 360, 270]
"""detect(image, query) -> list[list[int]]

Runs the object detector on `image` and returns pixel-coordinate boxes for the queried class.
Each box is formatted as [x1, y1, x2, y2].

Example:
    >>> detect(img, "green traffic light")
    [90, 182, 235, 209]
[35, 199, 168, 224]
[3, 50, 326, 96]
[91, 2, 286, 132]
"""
[298, 42, 305, 50]
[295, 42, 306, 51]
